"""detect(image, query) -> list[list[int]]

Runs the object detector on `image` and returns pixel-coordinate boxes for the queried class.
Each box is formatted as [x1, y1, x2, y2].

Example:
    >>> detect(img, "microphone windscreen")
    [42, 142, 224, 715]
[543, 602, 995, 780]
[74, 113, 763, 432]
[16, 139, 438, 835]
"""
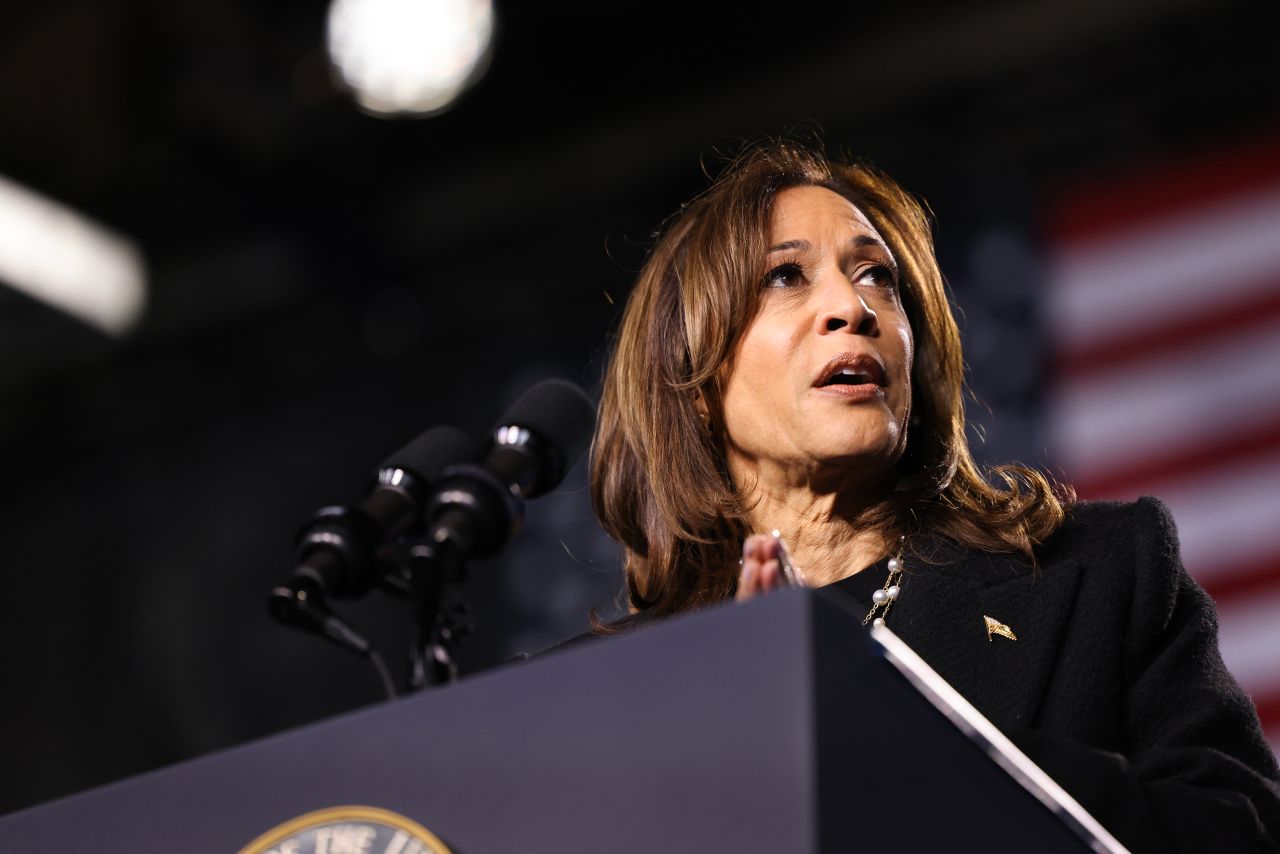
[380, 425, 480, 481]
[493, 379, 597, 489]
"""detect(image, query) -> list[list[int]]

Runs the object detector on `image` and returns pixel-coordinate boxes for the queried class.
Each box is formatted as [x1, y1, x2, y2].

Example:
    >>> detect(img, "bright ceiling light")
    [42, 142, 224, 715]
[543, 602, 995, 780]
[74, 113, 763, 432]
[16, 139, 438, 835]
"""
[0, 175, 145, 336]
[326, 0, 495, 117]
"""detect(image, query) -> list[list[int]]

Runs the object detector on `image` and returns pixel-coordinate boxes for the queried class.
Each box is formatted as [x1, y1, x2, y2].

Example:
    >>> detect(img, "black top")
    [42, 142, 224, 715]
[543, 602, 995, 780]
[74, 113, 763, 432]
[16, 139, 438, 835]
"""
[843, 499, 1280, 853]
[827, 554, 893, 612]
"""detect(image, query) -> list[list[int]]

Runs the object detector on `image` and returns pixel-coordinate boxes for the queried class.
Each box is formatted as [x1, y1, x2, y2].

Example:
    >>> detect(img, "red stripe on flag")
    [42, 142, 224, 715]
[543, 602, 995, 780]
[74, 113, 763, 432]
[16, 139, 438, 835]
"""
[1073, 421, 1280, 500]
[1047, 132, 1280, 245]
[1050, 275, 1280, 381]
[1205, 558, 1280, 608]
[1253, 690, 1280, 741]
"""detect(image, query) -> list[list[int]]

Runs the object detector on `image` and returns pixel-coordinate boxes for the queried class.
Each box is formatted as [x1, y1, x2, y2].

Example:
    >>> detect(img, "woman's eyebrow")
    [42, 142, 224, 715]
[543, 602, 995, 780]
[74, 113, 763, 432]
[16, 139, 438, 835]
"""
[854, 234, 899, 269]
[767, 239, 810, 253]
[853, 234, 891, 253]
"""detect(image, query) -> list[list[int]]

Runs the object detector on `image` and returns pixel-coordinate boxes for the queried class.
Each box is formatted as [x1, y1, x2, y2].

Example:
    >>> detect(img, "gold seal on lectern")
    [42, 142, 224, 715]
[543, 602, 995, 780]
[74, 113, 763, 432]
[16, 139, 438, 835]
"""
[239, 805, 453, 854]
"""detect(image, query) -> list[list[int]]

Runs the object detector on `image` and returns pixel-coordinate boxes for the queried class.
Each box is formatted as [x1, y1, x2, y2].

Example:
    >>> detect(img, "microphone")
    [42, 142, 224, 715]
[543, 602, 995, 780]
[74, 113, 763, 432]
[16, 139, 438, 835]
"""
[269, 425, 480, 629]
[426, 379, 596, 559]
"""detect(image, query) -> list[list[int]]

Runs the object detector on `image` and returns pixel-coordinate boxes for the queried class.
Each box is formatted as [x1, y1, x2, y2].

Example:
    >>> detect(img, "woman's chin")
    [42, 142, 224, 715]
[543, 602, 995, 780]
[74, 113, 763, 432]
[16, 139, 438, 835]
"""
[806, 440, 903, 479]
[810, 421, 903, 462]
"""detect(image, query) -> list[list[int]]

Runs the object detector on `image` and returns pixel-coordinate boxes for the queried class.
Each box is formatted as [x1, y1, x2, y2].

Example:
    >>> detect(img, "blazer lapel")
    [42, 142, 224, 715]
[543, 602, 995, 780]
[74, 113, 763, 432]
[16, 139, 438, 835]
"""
[889, 554, 1084, 734]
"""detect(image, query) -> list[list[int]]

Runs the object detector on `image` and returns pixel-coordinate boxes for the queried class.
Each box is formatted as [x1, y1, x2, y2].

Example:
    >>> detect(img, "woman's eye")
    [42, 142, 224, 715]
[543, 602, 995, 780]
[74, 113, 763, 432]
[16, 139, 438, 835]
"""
[763, 262, 805, 289]
[855, 264, 897, 289]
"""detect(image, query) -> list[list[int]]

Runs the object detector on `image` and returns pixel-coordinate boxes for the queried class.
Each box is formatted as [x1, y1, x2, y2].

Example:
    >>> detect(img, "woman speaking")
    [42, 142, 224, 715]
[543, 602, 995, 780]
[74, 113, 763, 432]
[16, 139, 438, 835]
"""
[588, 141, 1280, 851]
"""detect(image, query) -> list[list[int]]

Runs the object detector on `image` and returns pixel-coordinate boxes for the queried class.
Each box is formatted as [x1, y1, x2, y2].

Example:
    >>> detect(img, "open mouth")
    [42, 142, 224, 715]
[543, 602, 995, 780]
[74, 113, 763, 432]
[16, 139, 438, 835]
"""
[815, 354, 887, 388]
[822, 368, 877, 386]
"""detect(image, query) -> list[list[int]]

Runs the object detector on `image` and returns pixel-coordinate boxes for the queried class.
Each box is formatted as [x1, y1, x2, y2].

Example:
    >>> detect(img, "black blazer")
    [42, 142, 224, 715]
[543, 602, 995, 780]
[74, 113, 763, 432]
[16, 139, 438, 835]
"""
[852, 497, 1280, 852]
[570, 498, 1280, 852]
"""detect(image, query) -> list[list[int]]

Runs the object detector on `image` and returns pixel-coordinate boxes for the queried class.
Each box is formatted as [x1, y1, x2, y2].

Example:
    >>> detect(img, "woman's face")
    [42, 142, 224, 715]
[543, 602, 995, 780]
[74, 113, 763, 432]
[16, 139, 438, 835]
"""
[720, 185, 914, 490]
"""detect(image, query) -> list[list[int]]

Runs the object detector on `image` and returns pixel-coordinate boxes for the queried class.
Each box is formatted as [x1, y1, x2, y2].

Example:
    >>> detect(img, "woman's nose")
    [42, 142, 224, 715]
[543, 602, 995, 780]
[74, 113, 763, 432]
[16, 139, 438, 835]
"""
[814, 278, 877, 336]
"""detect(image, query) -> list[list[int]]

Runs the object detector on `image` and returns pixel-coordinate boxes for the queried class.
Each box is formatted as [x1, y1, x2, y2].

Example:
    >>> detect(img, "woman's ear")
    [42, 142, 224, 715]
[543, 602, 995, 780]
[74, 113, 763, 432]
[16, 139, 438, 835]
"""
[693, 391, 710, 430]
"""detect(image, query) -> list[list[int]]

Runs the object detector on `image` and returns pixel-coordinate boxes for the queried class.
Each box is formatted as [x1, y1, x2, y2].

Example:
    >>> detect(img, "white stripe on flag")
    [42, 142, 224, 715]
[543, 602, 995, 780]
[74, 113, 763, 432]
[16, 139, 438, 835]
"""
[1153, 452, 1280, 587]
[1216, 587, 1280, 699]
[1049, 322, 1280, 481]
[1047, 184, 1280, 350]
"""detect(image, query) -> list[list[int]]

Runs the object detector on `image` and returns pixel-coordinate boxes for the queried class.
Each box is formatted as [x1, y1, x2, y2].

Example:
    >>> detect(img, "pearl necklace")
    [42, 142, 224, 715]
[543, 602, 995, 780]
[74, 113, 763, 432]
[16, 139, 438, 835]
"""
[761, 531, 906, 627]
[862, 536, 907, 627]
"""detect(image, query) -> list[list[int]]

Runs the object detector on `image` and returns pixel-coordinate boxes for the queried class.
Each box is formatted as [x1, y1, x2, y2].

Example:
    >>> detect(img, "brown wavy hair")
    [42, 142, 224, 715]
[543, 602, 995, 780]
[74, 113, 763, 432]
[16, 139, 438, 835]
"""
[590, 140, 1072, 622]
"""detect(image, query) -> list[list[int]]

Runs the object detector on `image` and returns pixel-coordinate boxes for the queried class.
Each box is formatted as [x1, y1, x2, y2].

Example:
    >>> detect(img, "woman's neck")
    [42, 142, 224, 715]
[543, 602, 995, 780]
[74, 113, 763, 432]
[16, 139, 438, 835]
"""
[739, 466, 895, 587]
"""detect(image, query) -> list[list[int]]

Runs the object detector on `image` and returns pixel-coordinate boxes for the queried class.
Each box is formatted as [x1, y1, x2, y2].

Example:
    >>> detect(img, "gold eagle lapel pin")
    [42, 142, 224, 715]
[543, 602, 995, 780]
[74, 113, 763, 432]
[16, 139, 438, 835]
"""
[984, 615, 1017, 642]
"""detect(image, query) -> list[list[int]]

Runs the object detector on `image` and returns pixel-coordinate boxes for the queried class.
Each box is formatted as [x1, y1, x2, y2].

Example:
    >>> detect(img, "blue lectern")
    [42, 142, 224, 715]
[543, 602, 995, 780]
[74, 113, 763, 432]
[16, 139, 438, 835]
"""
[0, 588, 1121, 852]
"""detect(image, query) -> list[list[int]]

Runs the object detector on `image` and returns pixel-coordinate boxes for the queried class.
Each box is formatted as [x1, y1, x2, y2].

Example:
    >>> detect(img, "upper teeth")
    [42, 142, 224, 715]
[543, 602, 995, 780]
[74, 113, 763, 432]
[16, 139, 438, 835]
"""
[837, 368, 868, 381]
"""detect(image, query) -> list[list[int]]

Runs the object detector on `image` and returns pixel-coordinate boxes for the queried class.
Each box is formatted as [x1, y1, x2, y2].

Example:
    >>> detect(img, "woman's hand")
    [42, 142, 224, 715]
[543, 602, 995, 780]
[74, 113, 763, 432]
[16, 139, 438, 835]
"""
[735, 531, 805, 602]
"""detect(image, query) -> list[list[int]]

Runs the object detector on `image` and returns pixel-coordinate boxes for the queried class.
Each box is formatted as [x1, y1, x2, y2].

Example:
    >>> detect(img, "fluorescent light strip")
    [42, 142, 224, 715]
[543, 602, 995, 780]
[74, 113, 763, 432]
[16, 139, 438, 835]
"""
[0, 174, 145, 335]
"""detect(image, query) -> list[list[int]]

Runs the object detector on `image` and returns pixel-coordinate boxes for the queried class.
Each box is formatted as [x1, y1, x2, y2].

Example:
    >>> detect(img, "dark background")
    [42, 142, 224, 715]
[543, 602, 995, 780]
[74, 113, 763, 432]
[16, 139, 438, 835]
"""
[1, 0, 1277, 815]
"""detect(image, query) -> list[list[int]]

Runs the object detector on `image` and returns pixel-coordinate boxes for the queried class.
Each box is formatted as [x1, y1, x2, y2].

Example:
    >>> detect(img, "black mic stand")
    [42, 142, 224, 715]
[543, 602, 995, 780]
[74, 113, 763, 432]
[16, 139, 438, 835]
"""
[396, 451, 533, 691]
[379, 534, 472, 692]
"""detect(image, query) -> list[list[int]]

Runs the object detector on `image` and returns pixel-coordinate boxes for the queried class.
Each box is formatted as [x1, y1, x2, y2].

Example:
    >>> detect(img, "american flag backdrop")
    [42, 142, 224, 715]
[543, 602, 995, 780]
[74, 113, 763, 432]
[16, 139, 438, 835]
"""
[1045, 133, 1280, 758]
